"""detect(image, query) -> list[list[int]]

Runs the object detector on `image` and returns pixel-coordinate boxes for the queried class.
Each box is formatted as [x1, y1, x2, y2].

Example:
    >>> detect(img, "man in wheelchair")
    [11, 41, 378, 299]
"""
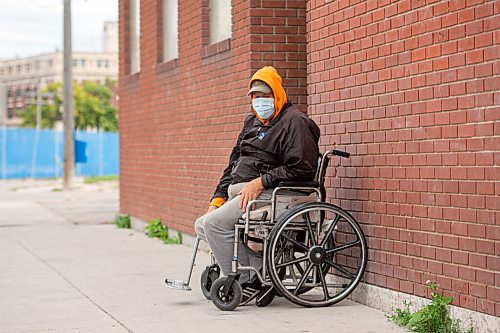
[194, 66, 320, 305]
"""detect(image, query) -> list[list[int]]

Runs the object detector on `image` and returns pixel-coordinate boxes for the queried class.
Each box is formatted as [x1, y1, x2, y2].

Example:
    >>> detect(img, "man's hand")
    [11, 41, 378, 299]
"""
[239, 177, 264, 212]
[206, 205, 218, 215]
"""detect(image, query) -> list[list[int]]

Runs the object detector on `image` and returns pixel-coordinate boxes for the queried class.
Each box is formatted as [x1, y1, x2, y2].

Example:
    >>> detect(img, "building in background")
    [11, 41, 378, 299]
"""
[103, 21, 118, 53]
[118, 0, 498, 329]
[0, 21, 118, 126]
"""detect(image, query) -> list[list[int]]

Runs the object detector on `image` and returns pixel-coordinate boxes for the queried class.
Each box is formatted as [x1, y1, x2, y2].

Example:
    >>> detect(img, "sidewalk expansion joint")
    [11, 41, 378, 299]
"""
[16, 239, 134, 333]
[35, 201, 79, 225]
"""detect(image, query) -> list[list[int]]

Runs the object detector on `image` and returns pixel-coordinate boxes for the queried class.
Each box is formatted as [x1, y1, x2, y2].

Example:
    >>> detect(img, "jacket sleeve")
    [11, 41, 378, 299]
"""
[260, 116, 319, 189]
[210, 119, 248, 202]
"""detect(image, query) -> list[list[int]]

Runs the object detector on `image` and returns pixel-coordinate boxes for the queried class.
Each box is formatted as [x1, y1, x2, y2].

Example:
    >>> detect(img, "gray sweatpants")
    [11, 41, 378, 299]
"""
[195, 183, 272, 283]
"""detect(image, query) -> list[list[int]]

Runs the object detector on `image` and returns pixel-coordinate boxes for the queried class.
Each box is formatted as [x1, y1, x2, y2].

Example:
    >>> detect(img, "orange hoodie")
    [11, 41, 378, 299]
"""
[249, 66, 287, 124]
[209, 67, 287, 208]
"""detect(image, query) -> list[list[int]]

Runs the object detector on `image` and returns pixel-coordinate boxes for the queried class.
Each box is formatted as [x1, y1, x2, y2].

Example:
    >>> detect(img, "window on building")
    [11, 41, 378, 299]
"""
[130, 0, 141, 73]
[35, 61, 40, 70]
[25, 63, 31, 72]
[162, 0, 178, 61]
[209, 0, 231, 44]
[72, 59, 78, 67]
[8, 66, 12, 74]
[16, 65, 21, 73]
[81, 59, 86, 67]
[48, 59, 53, 67]
[105, 60, 110, 68]
[97, 60, 102, 68]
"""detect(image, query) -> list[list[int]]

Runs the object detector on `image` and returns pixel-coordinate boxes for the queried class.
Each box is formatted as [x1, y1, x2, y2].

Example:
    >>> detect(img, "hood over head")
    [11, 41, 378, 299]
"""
[248, 66, 287, 124]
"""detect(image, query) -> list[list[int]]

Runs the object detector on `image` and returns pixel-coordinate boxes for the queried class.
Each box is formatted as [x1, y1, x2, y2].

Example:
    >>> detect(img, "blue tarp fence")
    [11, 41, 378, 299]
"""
[0, 127, 119, 179]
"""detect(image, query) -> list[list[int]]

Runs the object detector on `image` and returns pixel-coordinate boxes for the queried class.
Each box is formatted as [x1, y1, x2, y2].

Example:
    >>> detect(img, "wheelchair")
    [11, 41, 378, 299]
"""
[165, 150, 367, 311]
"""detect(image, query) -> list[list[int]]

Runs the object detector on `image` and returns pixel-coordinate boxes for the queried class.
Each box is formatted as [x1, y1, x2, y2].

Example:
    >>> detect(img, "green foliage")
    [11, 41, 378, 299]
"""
[20, 80, 118, 132]
[388, 300, 413, 327]
[115, 214, 131, 229]
[21, 82, 62, 129]
[145, 218, 182, 245]
[84, 175, 119, 184]
[387, 282, 473, 333]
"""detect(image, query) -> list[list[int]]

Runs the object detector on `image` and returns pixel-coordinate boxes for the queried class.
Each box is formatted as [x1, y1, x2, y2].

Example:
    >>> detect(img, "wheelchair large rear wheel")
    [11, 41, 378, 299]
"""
[267, 202, 367, 308]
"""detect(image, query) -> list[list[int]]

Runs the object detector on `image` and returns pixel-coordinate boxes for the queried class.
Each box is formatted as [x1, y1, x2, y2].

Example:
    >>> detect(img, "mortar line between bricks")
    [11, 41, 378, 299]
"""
[15, 239, 134, 333]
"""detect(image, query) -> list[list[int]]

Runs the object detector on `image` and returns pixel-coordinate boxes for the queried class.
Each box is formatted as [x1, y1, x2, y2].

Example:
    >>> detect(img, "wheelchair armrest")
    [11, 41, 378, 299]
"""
[277, 181, 319, 188]
[242, 205, 272, 221]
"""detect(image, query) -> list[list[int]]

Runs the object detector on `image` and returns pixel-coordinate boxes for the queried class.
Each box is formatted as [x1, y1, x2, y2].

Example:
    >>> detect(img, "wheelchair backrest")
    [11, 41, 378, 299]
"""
[314, 152, 330, 187]
[314, 150, 350, 200]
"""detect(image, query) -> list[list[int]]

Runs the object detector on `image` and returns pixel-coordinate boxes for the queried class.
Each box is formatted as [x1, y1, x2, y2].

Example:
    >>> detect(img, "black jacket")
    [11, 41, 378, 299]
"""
[211, 102, 321, 201]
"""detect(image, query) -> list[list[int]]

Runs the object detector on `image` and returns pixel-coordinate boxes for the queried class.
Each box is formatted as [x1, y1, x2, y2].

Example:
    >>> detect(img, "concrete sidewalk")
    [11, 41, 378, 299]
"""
[0, 179, 404, 333]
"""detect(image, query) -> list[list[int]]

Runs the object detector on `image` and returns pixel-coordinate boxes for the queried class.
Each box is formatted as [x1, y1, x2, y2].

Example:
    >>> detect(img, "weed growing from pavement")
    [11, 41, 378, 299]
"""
[145, 218, 182, 244]
[387, 281, 473, 333]
[115, 214, 131, 228]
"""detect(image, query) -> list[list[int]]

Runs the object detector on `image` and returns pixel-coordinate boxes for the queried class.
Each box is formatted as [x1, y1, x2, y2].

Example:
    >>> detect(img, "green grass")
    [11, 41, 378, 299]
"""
[145, 218, 182, 244]
[115, 214, 131, 228]
[84, 175, 119, 184]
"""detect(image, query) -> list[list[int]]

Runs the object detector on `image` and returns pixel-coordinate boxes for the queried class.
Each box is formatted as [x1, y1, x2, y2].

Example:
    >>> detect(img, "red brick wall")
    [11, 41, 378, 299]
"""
[307, 0, 499, 316]
[118, 0, 307, 232]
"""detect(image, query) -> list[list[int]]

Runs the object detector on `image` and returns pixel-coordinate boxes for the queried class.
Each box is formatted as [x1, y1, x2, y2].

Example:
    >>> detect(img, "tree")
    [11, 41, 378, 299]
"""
[21, 80, 118, 132]
[21, 82, 63, 129]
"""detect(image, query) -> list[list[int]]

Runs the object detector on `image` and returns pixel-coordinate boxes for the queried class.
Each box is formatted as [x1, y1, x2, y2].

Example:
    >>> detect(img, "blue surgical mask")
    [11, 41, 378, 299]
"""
[252, 98, 275, 120]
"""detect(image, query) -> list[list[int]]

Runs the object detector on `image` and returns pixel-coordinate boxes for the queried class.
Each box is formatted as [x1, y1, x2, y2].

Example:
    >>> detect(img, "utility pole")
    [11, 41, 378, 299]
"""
[31, 78, 43, 178]
[0, 83, 5, 126]
[36, 78, 42, 130]
[0, 83, 6, 179]
[63, 0, 74, 190]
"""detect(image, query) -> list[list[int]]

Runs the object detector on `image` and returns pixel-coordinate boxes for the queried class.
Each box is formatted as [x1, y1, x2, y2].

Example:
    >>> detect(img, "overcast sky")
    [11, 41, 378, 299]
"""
[0, 0, 118, 59]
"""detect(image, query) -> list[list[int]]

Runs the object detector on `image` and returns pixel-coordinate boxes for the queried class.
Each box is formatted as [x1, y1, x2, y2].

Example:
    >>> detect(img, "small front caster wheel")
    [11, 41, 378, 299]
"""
[200, 265, 220, 300]
[210, 277, 242, 311]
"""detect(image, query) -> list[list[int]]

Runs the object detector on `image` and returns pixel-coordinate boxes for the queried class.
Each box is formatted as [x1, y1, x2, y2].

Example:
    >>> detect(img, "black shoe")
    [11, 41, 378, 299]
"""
[240, 277, 261, 305]
[256, 266, 284, 307]
[256, 285, 275, 307]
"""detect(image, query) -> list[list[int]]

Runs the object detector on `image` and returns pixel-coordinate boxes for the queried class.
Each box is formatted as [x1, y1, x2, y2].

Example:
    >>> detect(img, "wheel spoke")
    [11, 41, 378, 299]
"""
[304, 212, 317, 246]
[275, 255, 308, 269]
[293, 263, 313, 296]
[294, 260, 305, 275]
[324, 259, 356, 279]
[281, 232, 308, 252]
[320, 214, 340, 247]
[273, 238, 286, 262]
[285, 249, 300, 283]
[325, 240, 361, 254]
[289, 262, 298, 283]
[318, 266, 330, 301]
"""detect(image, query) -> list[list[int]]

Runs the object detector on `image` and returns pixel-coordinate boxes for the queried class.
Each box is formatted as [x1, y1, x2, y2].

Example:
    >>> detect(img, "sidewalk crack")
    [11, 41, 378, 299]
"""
[35, 200, 78, 225]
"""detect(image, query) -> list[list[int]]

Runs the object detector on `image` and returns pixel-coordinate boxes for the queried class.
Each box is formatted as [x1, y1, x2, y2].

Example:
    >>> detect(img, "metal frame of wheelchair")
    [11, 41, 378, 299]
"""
[165, 150, 368, 311]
